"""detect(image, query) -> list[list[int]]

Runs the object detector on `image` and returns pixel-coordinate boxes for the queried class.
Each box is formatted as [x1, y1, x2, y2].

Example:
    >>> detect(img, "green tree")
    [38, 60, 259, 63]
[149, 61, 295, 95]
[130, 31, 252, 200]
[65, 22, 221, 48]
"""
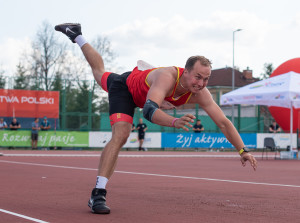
[75, 81, 99, 130]
[51, 73, 63, 91]
[63, 81, 78, 130]
[29, 75, 43, 90]
[0, 66, 5, 88]
[14, 63, 28, 89]
[51, 73, 64, 130]
[260, 63, 273, 80]
[99, 97, 109, 113]
[0, 76, 5, 88]
[75, 81, 90, 112]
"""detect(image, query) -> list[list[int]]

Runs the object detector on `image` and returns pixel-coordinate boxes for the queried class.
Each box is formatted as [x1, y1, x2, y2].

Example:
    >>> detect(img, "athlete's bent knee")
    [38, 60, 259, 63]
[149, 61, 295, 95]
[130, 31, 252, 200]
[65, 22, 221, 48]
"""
[111, 133, 129, 147]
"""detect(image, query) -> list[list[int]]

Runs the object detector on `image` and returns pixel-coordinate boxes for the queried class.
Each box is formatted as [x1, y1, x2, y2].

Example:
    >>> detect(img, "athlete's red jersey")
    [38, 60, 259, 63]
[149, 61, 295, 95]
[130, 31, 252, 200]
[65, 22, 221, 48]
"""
[126, 66, 192, 108]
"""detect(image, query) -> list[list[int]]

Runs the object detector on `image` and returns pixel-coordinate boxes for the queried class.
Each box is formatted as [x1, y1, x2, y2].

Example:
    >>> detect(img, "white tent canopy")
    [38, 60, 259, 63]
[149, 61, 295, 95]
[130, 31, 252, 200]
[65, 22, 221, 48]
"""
[221, 71, 300, 108]
[221, 71, 300, 152]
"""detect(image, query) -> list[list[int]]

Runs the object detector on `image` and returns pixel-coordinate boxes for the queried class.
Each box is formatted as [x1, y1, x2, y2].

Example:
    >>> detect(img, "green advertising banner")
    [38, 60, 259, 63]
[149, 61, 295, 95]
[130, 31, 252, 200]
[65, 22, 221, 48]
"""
[0, 130, 89, 147]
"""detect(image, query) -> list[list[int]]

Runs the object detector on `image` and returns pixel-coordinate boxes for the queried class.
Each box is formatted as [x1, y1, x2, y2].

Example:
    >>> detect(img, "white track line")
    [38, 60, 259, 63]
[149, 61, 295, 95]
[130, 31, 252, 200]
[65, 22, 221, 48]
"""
[0, 208, 49, 223]
[2, 153, 271, 158]
[0, 160, 298, 188]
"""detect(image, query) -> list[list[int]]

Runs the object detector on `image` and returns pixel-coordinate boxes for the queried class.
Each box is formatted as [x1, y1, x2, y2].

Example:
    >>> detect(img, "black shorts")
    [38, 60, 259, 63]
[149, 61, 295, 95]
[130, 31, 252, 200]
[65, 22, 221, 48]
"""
[31, 133, 38, 140]
[106, 72, 137, 126]
[138, 133, 145, 140]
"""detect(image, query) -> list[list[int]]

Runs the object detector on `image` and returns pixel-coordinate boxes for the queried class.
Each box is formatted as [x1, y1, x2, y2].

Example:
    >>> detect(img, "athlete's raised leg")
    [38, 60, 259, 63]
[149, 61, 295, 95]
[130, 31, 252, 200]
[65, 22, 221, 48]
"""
[54, 23, 105, 87]
[80, 43, 105, 86]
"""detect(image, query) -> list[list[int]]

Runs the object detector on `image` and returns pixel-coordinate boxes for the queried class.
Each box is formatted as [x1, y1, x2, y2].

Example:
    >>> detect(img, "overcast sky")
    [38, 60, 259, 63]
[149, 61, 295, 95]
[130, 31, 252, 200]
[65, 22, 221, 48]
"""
[1, 0, 300, 78]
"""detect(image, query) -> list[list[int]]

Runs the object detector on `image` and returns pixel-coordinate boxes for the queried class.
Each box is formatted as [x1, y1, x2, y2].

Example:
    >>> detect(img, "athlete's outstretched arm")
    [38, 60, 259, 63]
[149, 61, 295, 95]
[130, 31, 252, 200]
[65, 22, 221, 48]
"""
[192, 89, 257, 170]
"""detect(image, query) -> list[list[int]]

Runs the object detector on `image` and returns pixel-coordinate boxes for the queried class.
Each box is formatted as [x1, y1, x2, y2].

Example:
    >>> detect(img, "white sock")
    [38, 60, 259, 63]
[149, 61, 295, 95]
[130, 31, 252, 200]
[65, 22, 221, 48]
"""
[95, 176, 108, 189]
[75, 35, 87, 48]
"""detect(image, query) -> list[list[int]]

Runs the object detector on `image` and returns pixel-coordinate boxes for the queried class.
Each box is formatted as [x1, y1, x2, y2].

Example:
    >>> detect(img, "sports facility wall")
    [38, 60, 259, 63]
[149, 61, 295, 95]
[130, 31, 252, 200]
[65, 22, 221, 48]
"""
[0, 131, 296, 149]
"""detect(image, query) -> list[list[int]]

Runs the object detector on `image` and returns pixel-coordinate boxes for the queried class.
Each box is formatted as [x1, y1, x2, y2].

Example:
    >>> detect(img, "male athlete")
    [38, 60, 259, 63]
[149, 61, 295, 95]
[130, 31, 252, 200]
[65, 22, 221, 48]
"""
[55, 23, 258, 214]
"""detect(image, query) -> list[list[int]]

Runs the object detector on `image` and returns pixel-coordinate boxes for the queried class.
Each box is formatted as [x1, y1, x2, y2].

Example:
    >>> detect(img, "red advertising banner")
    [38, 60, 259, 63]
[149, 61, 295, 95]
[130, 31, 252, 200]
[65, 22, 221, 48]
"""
[0, 89, 59, 118]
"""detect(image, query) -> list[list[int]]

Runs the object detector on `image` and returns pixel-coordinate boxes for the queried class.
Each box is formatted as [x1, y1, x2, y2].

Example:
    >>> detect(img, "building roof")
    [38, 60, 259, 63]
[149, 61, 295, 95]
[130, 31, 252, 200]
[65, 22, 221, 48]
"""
[208, 67, 259, 87]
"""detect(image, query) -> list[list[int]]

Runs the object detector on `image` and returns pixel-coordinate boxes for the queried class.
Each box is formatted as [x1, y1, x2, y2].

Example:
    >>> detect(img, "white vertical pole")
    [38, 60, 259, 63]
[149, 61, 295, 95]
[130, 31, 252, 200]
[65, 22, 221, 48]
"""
[231, 29, 242, 125]
[231, 31, 235, 125]
[290, 102, 293, 155]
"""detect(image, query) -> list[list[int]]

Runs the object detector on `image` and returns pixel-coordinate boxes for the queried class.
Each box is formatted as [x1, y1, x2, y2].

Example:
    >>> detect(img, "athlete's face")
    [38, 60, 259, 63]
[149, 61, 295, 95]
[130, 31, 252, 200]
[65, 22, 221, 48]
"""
[185, 61, 211, 93]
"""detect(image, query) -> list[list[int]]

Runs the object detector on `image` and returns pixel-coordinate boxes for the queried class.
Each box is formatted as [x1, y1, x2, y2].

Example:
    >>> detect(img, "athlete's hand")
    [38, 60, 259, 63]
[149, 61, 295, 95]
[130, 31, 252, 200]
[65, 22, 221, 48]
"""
[240, 153, 257, 171]
[174, 114, 196, 131]
[160, 100, 176, 110]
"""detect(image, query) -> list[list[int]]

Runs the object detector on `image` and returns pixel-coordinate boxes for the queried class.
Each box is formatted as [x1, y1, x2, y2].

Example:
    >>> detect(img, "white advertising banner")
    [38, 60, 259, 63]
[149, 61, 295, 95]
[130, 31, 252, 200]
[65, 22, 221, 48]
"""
[89, 132, 161, 148]
[257, 133, 297, 149]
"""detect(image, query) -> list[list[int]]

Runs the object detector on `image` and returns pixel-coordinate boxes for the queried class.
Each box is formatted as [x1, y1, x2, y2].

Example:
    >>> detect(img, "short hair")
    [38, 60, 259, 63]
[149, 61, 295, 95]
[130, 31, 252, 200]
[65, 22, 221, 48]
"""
[185, 56, 212, 71]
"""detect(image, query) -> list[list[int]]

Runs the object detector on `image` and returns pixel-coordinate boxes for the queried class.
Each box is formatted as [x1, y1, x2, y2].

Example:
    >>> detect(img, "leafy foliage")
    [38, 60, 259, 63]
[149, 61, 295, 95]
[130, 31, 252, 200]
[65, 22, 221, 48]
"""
[14, 63, 29, 89]
[260, 63, 273, 80]
[0, 67, 5, 88]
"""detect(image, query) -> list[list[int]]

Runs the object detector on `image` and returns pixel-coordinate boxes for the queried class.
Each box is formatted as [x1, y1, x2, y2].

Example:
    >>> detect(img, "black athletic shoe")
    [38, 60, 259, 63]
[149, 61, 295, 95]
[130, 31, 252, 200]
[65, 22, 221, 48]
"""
[54, 23, 82, 43]
[88, 188, 111, 214]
